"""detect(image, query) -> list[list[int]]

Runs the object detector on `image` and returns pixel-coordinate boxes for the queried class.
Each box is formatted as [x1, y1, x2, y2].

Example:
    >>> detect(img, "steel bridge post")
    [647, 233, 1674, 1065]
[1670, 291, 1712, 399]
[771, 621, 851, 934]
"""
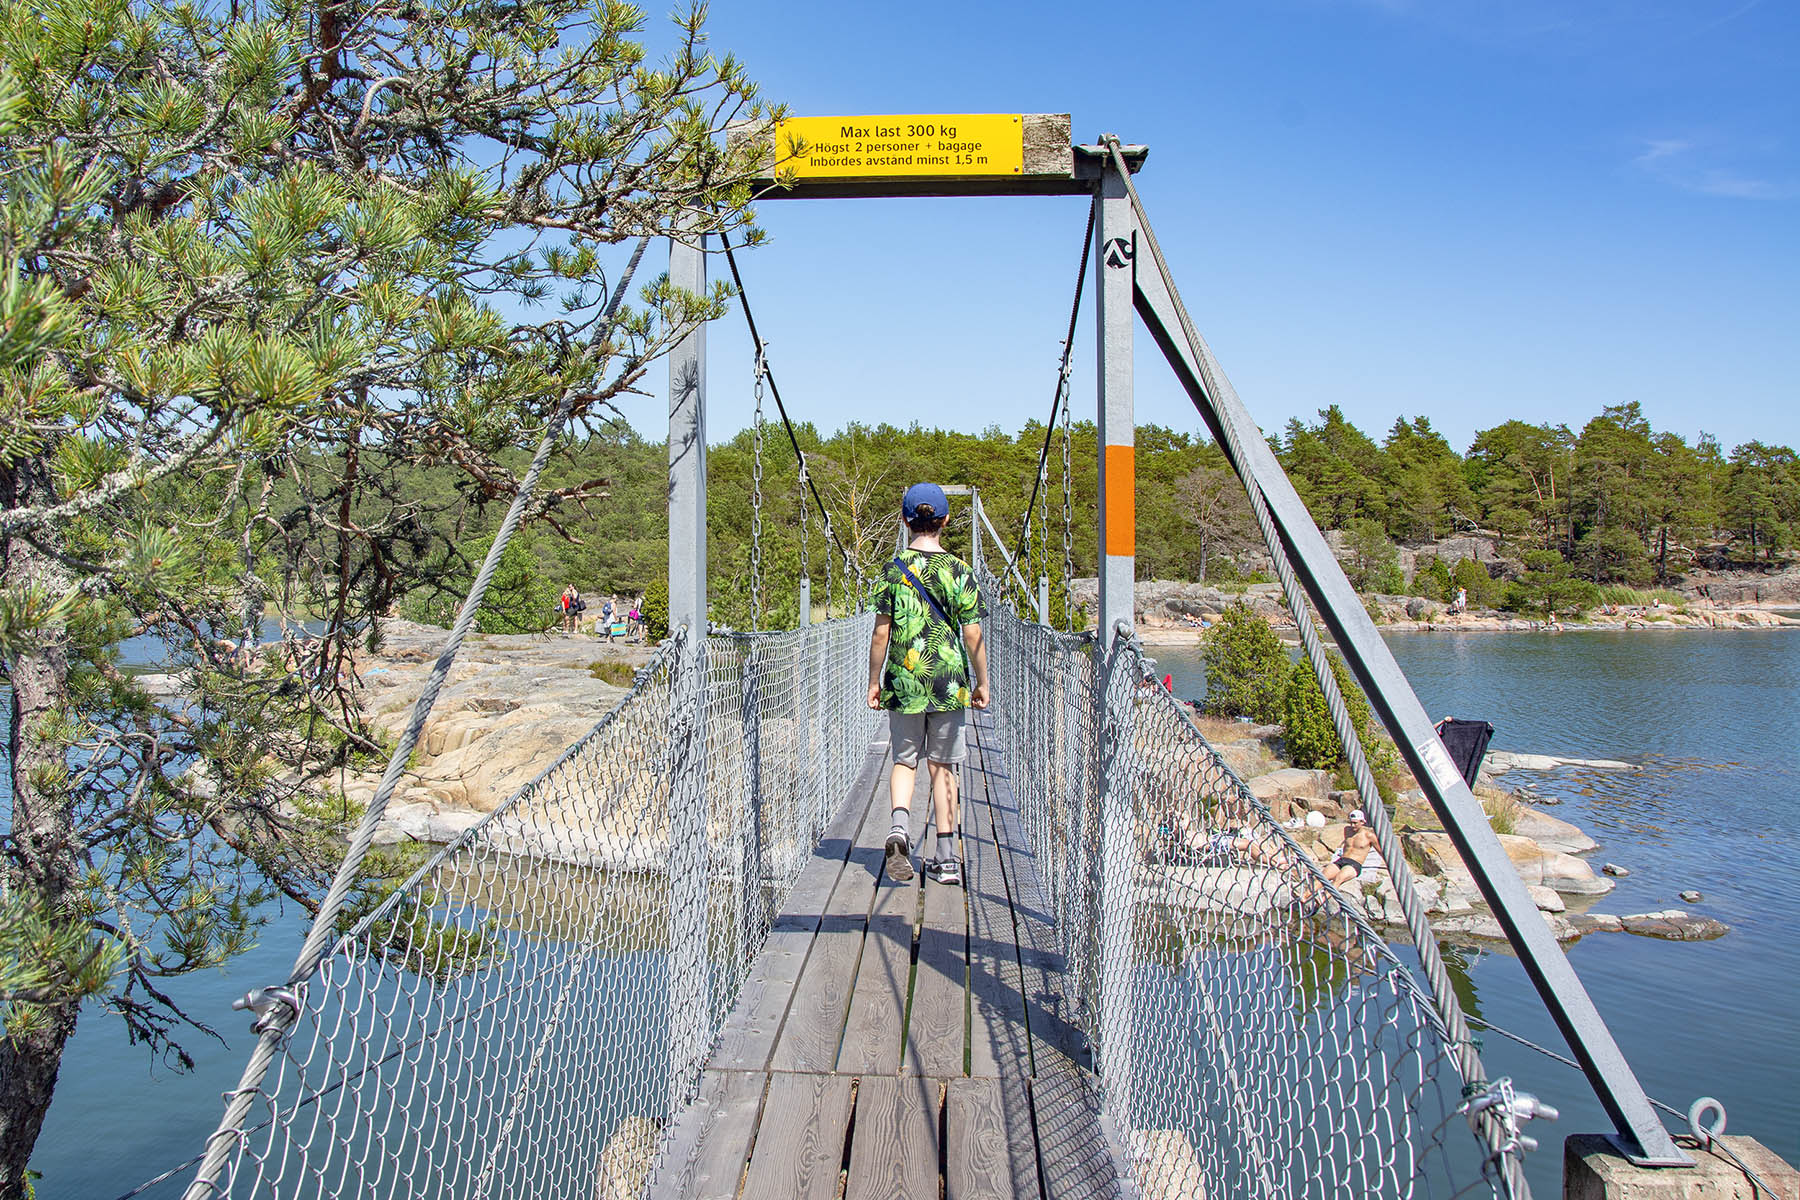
[666, 229, 712, 1112]
[1093, 152, 1139, 1132]
[798, 575, 811, 626]
[970, 491, 983, 565]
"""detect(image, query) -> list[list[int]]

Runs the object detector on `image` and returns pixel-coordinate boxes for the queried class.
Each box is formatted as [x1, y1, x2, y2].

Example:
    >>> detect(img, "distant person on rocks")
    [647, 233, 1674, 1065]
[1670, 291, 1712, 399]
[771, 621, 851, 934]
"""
[601, 597, 615, 640]
[867, 482, 990, 888]
[1452, 586, 1468, 615]
[628, 602, 642, 640]
[559, 585, 583, 635]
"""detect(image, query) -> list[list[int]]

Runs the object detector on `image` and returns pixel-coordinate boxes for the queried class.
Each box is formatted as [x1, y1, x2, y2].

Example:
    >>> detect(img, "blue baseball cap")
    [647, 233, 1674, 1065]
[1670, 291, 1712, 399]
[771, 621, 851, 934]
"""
[902, 482, 949, 522]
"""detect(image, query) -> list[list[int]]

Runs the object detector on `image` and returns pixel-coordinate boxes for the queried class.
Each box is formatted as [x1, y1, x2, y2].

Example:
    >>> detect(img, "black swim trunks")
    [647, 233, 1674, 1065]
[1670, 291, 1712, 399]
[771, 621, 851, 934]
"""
[1332, 856, 1363, 878]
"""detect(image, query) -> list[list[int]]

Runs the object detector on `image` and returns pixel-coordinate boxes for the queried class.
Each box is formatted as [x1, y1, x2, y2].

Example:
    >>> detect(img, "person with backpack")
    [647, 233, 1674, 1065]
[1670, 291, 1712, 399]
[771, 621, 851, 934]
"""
[559, 585, 584, 635]
[601, 597, 615, 640]
[866, 482, 989, 886]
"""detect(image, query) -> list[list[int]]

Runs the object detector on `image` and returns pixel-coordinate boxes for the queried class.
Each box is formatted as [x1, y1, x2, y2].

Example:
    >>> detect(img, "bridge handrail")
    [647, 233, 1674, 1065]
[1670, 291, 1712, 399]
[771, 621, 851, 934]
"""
[176, 614, 878, 1200]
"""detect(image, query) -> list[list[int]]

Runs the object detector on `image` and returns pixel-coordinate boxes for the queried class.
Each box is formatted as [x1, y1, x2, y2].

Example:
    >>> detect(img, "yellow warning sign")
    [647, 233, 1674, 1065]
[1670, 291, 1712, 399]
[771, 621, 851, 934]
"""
[773, 114, 1024, 179]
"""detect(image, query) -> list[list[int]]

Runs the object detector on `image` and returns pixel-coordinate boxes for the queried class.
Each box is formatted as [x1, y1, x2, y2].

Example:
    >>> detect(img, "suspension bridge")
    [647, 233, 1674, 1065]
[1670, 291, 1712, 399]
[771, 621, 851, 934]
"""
[166, 122, 1712, 1200]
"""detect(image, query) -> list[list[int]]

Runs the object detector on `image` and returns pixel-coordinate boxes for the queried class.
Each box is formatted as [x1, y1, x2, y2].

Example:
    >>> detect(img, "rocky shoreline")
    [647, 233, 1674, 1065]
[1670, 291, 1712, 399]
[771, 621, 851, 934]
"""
[1072, 578, 1800, 646]
[330, 619, 657, 852]
[1151, 714, 1728, 948]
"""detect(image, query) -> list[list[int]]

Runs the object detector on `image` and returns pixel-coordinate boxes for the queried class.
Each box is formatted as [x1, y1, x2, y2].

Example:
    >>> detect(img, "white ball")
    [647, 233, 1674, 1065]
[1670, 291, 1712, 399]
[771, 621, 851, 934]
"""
[1304, 811, 1327, 829]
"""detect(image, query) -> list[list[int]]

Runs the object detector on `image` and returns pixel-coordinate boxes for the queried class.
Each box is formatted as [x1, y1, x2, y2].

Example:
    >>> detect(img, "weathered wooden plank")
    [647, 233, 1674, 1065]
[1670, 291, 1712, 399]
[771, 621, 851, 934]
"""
[972, 722, 1088, 1069]
[959, 741, 1046, 1199]
[711, 744, 885, 1071]
[905, 866, 967, 1078]
[961, 749, 1031, 1082]
[845, 1074, 942, 1200]
[769, 783, 890, 1073]
[967, 716, 1125, 1199]
[946, 1076, 1038, 1200]
[646, 1069, 767, 1200]
[836, 769, 927, 1073]
[739, 1071, 854, 1200]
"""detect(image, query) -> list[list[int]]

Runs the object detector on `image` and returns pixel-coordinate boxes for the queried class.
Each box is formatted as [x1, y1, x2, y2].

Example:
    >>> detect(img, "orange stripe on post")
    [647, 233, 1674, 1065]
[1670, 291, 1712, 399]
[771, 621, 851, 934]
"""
[1104, 443, 1135, 557]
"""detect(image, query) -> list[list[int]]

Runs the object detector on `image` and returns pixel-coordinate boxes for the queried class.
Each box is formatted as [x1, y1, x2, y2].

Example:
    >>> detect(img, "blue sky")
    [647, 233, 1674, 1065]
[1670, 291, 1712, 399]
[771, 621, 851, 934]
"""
[615, 0, 1797, 458]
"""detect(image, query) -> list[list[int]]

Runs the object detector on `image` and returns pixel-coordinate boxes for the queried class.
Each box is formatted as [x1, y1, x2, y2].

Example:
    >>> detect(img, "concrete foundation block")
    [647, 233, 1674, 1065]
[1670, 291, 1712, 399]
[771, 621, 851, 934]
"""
[1565, 1134, 1798, 1200]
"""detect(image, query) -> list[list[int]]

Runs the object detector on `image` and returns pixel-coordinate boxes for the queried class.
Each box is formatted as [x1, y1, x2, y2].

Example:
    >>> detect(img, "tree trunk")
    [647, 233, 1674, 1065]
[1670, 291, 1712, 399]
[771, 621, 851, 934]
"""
[0, 457, 81, 1197]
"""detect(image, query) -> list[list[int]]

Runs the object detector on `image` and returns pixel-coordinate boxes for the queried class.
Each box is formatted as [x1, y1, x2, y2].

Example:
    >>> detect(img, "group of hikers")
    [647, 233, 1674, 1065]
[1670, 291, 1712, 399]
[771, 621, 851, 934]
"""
[556, 586, 642, 639]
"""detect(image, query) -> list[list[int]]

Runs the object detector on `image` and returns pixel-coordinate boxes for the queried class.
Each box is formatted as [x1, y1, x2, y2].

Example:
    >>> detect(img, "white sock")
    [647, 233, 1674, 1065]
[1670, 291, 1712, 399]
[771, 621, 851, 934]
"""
[890, 808, 909, 843]
[936, 833, 955, 861]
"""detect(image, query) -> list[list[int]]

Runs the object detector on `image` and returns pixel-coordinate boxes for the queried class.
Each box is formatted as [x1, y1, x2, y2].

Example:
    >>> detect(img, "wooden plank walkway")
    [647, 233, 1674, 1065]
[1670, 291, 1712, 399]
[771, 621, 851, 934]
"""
[648, 715, 1130, 1199]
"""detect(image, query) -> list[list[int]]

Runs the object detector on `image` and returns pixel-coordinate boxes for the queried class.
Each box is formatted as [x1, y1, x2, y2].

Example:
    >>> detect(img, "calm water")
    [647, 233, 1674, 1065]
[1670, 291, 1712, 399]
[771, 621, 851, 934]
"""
[18, 631, 1800, 1197]
[1149, 630, 1800, 1196]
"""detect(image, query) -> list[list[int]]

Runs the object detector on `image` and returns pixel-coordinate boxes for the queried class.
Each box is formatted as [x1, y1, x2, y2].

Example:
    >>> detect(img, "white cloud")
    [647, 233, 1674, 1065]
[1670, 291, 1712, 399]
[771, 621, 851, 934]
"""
[1632, 137, 1795, 200]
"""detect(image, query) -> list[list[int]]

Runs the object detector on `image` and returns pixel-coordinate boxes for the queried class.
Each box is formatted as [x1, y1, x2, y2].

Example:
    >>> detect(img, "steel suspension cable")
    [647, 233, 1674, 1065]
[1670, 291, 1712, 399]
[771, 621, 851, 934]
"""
[182, 235, 653, 1200]
[1098, 135, 1532, 1198]
[1012, 196, 1097, 580]
[717, 229, 860, 596]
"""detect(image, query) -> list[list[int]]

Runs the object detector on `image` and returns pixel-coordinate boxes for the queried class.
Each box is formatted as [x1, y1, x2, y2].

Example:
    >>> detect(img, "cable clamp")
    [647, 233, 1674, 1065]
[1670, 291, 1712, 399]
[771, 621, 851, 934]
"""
[1461, 1076, 1559, 1155]
[233, 985, 302, 1038]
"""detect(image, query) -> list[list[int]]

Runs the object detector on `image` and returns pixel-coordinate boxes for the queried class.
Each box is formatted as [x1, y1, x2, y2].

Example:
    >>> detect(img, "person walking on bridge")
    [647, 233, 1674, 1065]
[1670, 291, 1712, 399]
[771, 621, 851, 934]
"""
[867, 482, 990, 886]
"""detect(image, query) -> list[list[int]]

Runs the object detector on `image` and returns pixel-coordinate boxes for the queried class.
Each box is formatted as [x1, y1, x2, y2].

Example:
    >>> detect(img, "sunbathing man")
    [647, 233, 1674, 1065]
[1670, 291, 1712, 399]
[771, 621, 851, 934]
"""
[1320, 808, 1384, 888]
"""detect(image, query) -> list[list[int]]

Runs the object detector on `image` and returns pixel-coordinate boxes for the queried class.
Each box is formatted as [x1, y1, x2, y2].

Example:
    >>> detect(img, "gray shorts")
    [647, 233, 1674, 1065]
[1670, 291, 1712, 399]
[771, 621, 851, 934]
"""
[888, 710, 967, 766]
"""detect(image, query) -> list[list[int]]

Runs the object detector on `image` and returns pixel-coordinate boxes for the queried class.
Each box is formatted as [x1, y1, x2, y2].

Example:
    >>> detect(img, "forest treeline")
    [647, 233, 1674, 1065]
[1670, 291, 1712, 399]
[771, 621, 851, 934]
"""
[383, 400, 1799, 631]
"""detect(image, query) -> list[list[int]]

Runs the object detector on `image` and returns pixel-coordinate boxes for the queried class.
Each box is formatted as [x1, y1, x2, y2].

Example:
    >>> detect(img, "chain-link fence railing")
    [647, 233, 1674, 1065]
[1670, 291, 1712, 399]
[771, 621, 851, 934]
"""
[179, 615, 876, 1200]
[978, 570, 1512, 1200]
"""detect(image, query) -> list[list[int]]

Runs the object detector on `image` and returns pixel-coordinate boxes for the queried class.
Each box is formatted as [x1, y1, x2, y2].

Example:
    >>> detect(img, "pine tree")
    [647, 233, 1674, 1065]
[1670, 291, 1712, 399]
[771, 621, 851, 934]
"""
[0, 1, 772, 1184]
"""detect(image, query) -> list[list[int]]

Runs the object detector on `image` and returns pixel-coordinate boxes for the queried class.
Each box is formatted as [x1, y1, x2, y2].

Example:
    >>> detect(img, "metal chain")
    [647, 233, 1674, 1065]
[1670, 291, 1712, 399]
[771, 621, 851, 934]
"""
[797, 462, 810, 593]
[1036, 411, 1051, 581]
[822, 512, 836, 620]
[750, 342, 767, 631]
[1060, 388, 1074, 632]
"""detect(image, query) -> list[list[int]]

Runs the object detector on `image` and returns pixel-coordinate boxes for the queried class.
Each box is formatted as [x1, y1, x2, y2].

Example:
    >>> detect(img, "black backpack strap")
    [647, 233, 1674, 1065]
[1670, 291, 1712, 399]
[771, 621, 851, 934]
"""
[891, 556, 974, 688]
[893, 557, 956, 629]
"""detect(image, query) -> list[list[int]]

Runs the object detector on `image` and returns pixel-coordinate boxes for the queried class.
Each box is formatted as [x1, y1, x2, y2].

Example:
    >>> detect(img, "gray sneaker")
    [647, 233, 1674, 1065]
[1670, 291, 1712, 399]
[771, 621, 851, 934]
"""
[884, 833, 913, 882]
[926, 857, 963, 886]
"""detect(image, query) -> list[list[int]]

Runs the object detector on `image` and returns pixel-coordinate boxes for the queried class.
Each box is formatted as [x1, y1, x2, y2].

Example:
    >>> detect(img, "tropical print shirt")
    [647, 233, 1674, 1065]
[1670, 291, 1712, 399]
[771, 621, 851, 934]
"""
[876, 549, 983, 713]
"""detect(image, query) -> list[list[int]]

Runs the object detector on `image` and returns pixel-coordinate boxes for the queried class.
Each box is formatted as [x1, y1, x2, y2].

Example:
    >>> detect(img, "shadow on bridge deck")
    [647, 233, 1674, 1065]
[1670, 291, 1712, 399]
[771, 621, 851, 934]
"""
[647, 712, 1129, 1199]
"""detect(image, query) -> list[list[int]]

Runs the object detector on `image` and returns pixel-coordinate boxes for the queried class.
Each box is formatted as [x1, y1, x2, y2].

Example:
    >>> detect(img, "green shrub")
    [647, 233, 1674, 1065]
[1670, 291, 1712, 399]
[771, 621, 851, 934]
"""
[587, 660, 636, 686]
[473, 536, 558, 634]
[1282, 651, 1398, 788]
[1412, 554, 1452, 601]
[1501, 549, 1599, 619]
[640, 576, 670, 640]
[1450, 556, 1499, 609]
[1282, 659, 1340, 769]
[1201, 602, 1287, 722]
[1344, 518, 1404, 593]
[1578, 525, 1653, 586]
